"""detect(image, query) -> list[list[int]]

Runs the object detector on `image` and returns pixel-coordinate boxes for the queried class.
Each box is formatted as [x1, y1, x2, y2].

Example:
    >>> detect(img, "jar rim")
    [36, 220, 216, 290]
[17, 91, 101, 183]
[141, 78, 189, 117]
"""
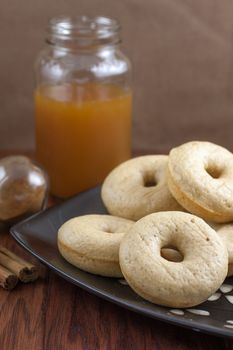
[47, 15, 120, 43]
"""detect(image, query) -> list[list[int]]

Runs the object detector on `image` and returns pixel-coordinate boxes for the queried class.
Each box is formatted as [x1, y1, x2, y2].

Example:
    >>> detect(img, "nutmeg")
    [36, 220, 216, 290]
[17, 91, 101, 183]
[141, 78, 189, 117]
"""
[0, 156, 48, 222]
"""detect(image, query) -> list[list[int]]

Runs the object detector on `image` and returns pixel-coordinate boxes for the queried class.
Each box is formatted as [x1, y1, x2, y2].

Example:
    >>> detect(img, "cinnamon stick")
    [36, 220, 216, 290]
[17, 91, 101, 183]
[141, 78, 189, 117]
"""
[0, 265, 18, 290]
[0, 247, 38, 283]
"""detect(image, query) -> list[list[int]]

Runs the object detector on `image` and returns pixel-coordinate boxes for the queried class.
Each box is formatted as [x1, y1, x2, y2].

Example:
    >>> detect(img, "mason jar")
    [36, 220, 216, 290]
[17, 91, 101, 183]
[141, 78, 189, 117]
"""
[34, 16, 132, 198]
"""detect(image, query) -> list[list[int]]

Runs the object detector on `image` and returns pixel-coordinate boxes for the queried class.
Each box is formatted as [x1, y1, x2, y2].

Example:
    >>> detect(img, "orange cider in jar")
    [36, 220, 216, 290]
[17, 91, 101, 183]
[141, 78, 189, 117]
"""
[35, 83, 132, 198]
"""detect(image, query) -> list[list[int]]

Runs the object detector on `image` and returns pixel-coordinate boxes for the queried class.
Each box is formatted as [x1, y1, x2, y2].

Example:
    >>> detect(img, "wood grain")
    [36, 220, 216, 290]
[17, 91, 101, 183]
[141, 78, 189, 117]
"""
[0, 151, 233, 349]
[0, 225, 233, 349]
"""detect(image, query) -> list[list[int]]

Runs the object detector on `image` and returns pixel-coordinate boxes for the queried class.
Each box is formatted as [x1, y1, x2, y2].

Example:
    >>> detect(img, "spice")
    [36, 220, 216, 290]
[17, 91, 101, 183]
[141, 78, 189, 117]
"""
[0, 156, 48, 221]
[0, 265, 18, 290]
[0, 247, 38, 290]
[0, 247, 38, 283]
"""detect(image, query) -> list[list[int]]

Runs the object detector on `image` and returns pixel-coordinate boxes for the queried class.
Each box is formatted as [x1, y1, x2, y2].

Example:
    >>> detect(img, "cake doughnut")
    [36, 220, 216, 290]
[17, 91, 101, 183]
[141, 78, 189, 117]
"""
[211, 222, 233, 277]
[101, 155, 182, 221]
[58, 214, 134, 277]
[119, 212, 228, 308]
[167, 141, 233, 223]
[162, 221, 233, 277]
[228, 264, 233, 277]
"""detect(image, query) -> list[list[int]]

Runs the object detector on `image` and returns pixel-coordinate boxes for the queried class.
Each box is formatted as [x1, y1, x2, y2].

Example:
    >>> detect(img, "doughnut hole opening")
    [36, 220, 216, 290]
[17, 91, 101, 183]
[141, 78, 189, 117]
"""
[143, 172, 157, 187]
[101, 225, 116, 234]
[103, 227, 116, 233]
[161, 246, 184, 262]
[205, 163, 223, 179]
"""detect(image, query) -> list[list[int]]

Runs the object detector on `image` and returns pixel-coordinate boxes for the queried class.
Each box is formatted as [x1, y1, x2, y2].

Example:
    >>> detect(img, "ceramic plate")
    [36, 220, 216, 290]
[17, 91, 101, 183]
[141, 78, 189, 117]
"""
[10, 186, 233, 338]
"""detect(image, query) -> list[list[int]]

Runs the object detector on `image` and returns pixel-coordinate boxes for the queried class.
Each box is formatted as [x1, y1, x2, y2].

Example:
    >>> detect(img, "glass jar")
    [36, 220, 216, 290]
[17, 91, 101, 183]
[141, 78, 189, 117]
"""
[34, 16, 132, 198]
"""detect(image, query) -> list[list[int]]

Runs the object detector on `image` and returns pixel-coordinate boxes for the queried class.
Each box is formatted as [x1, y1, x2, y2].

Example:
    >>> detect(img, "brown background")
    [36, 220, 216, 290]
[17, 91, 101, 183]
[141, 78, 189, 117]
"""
[1, 0, 233, 152]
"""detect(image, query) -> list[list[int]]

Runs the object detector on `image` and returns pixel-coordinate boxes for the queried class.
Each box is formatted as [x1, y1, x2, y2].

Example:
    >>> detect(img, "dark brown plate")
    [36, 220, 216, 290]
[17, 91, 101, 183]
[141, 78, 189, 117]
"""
[10, 186, 233, 338]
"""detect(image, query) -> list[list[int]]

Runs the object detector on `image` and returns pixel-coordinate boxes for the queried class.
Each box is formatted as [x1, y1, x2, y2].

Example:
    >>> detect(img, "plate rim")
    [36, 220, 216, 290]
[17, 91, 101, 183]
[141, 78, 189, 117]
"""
[10, 187, 233, 340]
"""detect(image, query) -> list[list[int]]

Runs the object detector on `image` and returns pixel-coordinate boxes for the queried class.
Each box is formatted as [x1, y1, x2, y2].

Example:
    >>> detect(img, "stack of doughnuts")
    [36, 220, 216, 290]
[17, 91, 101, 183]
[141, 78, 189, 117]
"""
[58, 141, 233, 308]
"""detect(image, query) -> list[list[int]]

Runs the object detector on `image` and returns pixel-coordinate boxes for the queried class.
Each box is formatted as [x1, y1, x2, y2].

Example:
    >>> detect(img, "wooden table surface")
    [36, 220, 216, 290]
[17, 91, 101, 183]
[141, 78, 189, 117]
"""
[1, 151, 233, 350]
